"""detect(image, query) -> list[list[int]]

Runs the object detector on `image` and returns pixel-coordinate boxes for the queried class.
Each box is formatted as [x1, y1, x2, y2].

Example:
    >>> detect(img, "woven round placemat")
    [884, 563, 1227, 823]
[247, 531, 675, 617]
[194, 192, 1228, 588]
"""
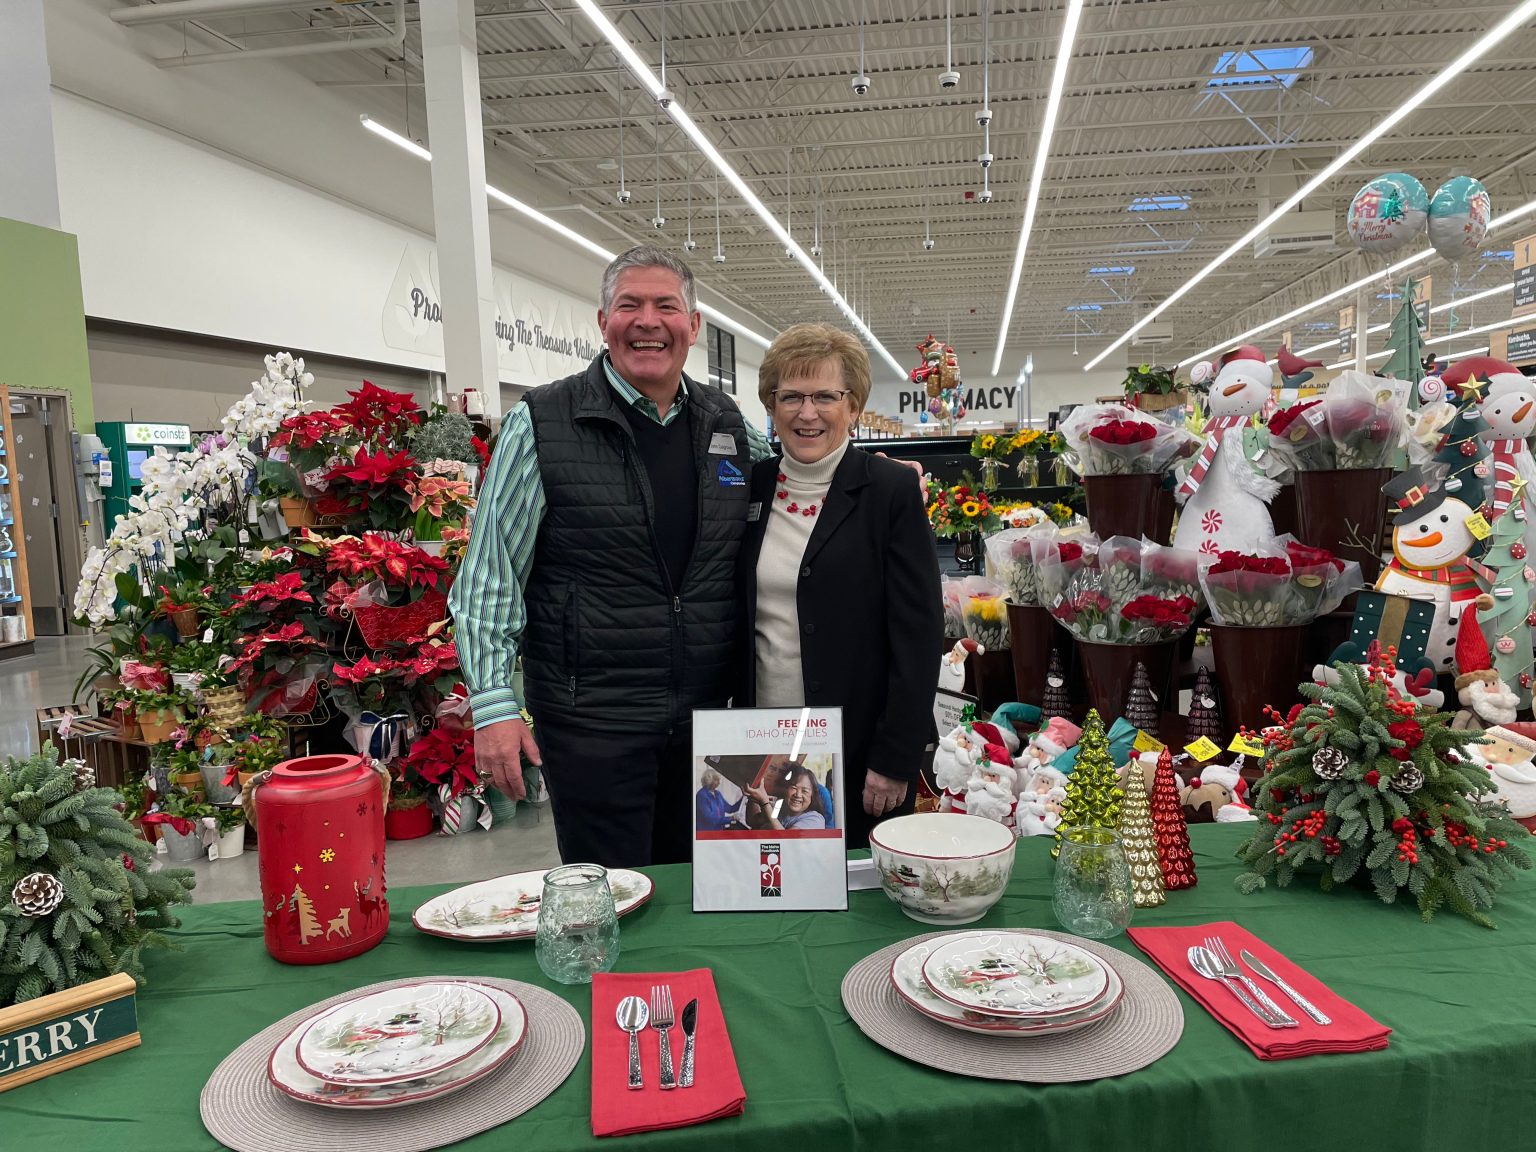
[201, 976, 583, 1152]
[841, 930, 1182, 1083]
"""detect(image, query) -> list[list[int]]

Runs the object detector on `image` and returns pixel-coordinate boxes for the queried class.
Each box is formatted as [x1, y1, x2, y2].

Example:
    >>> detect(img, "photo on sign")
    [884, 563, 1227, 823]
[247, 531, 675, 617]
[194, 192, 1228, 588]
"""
[695, 753, 840, 838]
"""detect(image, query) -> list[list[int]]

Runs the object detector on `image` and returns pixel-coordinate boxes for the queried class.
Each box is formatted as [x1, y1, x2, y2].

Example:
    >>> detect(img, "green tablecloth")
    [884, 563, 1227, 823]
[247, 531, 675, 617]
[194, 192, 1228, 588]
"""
[9, 824, 1536, 1148]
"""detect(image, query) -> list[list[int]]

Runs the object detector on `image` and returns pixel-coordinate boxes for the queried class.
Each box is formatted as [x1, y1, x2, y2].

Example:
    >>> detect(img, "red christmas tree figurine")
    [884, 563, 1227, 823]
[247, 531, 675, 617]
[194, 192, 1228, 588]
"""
[1149, 748, 1197, 889]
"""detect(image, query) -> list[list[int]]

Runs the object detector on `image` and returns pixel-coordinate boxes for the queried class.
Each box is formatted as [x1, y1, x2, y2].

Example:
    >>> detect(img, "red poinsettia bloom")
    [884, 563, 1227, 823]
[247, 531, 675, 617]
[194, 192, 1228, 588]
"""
[1284, 540, 1346, 573]
[405, 727, 478, 798]
[1207, 551, 1291, 577]
[405, 640, 460, 683]
[228, 571, 314, 613]
[270, 409, 352, 452]
[227, 621, 322, 674]
[324, 532, 451, 591]
[1088, 419, 1157, 446]
[471, 436, 491, 469]
[335, 381, 423, 439]
[332, 654, 407, 684]
[326, 447, 418, 491]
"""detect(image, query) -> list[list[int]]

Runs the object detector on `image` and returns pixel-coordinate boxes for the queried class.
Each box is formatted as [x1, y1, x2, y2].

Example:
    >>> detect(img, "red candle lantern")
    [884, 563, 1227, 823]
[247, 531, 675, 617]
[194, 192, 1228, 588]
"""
[253, 754, 390, 965]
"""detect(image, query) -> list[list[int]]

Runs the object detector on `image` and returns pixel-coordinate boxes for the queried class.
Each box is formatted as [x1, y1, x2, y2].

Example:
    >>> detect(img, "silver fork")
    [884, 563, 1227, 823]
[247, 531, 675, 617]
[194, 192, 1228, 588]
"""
[650, 985, 678, 1090]
[1206, 936, 1296, 1026]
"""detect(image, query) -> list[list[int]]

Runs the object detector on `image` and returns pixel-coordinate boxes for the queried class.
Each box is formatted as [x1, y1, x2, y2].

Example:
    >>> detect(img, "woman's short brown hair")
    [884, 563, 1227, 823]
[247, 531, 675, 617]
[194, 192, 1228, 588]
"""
[758, 323, 871, 414]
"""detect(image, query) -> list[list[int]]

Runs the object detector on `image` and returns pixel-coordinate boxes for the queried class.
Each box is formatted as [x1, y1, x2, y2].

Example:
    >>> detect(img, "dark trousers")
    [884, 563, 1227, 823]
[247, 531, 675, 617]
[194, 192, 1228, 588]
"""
[534, 719, 695, 868]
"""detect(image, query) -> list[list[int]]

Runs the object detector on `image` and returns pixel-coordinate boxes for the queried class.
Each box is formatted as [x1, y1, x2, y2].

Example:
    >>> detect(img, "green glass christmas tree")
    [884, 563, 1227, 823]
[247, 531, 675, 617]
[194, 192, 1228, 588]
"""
[1480, 492, 1534, 709]
[1053, 708, 1124, 857]
[0, 748, 196, 1005]
[1380, 278, 1427, 394]
[1236, 655, 1531, 927]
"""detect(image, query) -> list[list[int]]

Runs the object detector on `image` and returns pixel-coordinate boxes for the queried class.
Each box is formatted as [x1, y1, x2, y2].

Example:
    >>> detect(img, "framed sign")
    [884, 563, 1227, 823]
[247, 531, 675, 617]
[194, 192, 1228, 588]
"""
[1338, 305, 1355, 360]
[1515, 235, 1536, 317]
[1412, 277, 1432, 337]
[0, 974, 139, 1093]
[1505, 326, 1536, 367]
[692, 707, 847, 912]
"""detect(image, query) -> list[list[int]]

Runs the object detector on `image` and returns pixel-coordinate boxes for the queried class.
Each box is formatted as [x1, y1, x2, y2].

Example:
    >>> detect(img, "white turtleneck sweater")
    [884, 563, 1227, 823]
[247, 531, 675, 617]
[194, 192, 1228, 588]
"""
[755, 437, 851, 707]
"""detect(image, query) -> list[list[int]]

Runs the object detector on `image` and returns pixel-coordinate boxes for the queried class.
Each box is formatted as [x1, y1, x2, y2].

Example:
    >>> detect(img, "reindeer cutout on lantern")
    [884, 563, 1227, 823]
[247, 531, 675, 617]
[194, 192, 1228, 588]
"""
[325, 907, 353, 940]
[355, 877, 387, 932]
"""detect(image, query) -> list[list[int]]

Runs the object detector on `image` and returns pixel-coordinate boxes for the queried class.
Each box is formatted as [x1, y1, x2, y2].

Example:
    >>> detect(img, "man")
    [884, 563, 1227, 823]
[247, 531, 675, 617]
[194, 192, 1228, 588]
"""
[451, 245, 777, 867]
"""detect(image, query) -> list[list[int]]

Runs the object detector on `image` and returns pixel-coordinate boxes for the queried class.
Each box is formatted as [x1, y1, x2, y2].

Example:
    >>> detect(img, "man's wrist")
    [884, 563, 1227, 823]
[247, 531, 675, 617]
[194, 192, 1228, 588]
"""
[469, 688, 524, 730]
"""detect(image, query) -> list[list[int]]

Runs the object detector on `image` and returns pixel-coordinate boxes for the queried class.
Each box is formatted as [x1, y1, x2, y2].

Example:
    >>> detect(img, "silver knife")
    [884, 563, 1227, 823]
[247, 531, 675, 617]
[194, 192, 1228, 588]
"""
[679, 998, 698, 1088]
[1241, 950, 1332, 1025]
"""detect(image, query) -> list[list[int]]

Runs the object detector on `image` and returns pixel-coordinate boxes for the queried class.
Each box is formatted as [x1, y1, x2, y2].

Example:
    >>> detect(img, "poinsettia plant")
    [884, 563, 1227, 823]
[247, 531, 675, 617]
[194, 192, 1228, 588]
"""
[404, 726, 478, 799]
[329, 654, 414, 716]
[406, 475, 475, 542]
[299, 532, 451, 604]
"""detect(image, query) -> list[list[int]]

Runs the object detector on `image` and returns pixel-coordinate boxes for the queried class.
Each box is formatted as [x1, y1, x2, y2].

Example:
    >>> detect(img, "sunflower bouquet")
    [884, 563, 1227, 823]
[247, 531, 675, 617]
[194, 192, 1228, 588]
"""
[970, 432, 1014, 462]
[926, 482, 1001, 538]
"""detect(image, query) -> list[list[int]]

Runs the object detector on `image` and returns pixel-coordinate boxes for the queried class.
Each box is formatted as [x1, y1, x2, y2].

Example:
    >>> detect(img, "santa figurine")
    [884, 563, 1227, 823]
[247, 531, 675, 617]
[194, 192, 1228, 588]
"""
[1463, 726, 1536, 832]
[932, 724, 983, 812]
[938, 638, 983, 695]
[1016, 763, 1069, 837]
[1174, 345, 1281, 556]
[1376, 466, 1492, 674]
[962, 745, 1019, 830]
[1461, 355, 1536, 555]
[1450, 598, 1518, 730]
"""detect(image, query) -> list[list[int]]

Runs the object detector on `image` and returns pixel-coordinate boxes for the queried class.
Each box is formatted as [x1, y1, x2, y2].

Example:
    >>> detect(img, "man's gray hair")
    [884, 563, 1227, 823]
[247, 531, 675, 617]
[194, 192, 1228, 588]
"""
[599, 245, 698, 314]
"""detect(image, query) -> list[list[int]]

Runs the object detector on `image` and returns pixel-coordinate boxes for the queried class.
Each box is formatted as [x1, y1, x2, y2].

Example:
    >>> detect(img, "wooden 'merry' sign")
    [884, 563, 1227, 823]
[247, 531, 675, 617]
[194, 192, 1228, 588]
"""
[0, 974, 139, 1093]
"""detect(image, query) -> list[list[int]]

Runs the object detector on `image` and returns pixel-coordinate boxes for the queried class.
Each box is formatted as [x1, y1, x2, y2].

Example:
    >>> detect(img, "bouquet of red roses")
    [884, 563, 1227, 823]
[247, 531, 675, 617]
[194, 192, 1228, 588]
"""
[1198, 537, 1361, 626]
[1266, 399, 1335, 471]
[1058, 402, 1199, 477]
[1036, 534, 1206, 643]
[1265, 373, 1405, 473]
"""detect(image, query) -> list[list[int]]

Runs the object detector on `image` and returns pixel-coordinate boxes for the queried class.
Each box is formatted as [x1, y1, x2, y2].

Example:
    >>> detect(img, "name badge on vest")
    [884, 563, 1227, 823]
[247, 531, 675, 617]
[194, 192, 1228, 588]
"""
[718, 459, 746, 488]
[747, 501, 763, 522]
[709, 432, 738, 455]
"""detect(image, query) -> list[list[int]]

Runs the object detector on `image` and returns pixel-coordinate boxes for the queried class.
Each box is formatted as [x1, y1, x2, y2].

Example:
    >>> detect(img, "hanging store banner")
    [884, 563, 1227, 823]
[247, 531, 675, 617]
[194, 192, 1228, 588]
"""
[1413, 277, 1432, 337]
[1338, 305, 1355, 360]
[1515, 236, 1536, 318]
[381, 243, 602, 381]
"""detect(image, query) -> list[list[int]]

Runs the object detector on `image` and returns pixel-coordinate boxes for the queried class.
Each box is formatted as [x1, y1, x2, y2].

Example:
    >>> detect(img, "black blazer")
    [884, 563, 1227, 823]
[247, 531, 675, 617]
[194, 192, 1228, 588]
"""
[738, 446, 944, 800]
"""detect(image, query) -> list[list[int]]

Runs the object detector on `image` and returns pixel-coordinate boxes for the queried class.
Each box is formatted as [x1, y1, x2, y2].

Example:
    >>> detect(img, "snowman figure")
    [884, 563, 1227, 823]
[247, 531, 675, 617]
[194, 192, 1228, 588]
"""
[1376, 466, 1492, 673]
[1173, 345, 1281, 556]
[1459, 356, 1536, 555]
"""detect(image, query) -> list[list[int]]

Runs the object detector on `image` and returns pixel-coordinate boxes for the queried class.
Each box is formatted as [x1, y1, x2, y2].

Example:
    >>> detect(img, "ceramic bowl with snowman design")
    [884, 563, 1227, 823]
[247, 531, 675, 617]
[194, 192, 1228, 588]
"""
[869, 813, 1018, 925]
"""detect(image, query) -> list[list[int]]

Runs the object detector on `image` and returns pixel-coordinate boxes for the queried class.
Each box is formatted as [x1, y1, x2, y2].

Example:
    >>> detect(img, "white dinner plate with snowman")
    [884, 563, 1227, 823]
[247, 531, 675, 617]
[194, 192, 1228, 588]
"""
[269, 981, 527, 1109]
[294, 980, 502, 1086]
[920, 931, 1110, 1019]
[412, 868, 654, 941]
[889, 938, 1124, 1037]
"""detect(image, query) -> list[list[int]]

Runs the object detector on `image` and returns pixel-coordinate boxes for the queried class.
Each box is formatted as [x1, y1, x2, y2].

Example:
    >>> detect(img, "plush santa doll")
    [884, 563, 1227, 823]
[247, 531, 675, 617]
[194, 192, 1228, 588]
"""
[963, 745, 1019, 830]
[1015, 716, 1081, 783]
[932, 725, 983, 812]
[1451, 599, 1518, 730]
[1016, 763, 1069, 837]
[938, 638, 983, 695]
[1376, 466, 1492, 674]
[1462, 355, 1536, 554]
[970, 718, 1021, 757]
[1174, 345, 1281, 556]
[1463, 726, 1536, 831]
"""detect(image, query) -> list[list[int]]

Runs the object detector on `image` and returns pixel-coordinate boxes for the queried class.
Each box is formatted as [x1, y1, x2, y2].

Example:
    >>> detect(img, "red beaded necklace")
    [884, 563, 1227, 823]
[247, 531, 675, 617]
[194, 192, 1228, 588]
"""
[774, 472, 819, 517]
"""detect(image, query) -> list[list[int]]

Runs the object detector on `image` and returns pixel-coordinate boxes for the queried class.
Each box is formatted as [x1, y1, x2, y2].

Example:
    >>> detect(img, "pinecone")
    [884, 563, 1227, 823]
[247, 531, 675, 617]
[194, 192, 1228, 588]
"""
[11, 872, 65, 918]
[1391, 765, 1426, 793]
[1312, 746, 1349, 781]
[68, 758, 96, 792]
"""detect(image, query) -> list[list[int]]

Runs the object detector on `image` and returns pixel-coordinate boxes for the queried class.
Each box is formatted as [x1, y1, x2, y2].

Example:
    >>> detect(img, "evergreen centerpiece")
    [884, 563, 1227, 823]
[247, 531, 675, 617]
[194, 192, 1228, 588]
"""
[0, 749, 195, 1005]
[1236, 655, 1531, 926]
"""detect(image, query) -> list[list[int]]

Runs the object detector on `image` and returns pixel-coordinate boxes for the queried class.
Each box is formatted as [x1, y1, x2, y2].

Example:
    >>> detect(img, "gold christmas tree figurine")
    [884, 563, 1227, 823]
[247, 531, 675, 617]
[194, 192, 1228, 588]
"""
[1118, 760, 1166, 907]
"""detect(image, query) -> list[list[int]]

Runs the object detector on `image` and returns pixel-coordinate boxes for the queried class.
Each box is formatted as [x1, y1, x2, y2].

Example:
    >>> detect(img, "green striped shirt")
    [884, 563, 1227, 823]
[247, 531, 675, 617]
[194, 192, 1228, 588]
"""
[450, 357, 774, 729]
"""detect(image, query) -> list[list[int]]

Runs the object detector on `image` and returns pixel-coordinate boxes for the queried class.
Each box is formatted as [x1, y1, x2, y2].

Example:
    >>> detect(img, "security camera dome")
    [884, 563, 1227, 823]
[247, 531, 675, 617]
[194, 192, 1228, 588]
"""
[977, 188, 993, 203]
[939, 70, 960, 91]
[975, 107, 992, 127]
[683, 238, 698, 252]
[657, 89, 673, 109]
[652, 216, 666, 229]
[617, 188, 632, 204]
[922, 238, 935, 251]
[978, 152, 993, 169]
[851, 74, 871, 95]
[713, 252, 726, 264]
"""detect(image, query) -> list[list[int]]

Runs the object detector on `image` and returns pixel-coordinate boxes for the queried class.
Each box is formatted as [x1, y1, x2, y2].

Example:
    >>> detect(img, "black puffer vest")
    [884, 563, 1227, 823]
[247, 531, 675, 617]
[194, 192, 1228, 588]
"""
[521, 356, 749, 731]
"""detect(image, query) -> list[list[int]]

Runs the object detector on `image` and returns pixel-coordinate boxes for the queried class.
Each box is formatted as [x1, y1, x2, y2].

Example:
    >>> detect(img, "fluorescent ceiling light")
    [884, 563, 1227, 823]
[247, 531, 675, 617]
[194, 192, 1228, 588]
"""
[1090, 0, 1536, 371]
[568, 0, 905, 380]
[1425, 314, 1534, 346]
[1325, 349, 1389, 371]
[1443, 345, 1491, 359]
[1278, 284, 1513, 360]
[990, 0, 1086, 376]
[359, 115, 772, 350]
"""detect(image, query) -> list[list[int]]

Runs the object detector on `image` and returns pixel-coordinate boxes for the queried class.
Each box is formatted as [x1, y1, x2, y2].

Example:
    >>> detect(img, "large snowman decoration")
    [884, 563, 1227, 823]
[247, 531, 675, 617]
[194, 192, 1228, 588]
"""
[1174, 345, 1280, 556]
[1454, 356, 1536, 554]
[1376, 466, 1491, 673]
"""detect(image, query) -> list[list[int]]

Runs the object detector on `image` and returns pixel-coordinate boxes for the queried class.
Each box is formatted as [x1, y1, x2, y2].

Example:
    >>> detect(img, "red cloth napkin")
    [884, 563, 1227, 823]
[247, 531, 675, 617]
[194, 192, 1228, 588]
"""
[1127, 921, 1391, 1060]
[590, 969, 746, 1137]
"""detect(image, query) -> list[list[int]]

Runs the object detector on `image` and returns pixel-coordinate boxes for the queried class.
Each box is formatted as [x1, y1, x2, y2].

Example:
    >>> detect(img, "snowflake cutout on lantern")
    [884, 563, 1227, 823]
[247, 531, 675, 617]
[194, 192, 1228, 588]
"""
[356, 802, 368, 817]
[320, 848, 336, 863]
[293, 863, 303, 874]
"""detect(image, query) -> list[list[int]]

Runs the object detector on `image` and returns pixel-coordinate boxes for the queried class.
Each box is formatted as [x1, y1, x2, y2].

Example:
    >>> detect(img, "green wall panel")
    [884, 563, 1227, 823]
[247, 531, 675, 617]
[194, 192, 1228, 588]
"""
[0, 216, 94, 430]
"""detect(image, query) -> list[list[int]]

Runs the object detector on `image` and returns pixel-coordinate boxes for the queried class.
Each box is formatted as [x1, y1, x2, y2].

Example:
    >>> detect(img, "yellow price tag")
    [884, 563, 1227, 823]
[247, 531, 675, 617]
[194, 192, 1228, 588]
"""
[1465, 513, 1492, 540]
[1229, 733, 1266, 757]
[1132, 730, 1165, 754]
[1184, 736, 1222, 761]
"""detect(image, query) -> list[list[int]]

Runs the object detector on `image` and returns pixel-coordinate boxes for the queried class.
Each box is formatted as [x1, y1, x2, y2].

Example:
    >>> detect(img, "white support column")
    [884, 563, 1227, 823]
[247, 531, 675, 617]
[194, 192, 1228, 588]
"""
[419, 0, 502, 418]
[0, 0, 61, 229]
[1355, 282, 1370, 373]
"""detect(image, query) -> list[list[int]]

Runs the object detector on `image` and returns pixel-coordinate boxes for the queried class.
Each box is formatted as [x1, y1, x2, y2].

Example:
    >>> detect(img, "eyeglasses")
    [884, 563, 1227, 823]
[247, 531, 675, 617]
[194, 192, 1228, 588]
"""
[771, 389, 852, 411]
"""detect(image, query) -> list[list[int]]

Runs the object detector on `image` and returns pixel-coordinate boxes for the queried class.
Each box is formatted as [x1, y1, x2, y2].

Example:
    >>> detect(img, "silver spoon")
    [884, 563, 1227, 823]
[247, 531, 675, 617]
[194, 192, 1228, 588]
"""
[1187, 946, 1294, 1028]
[617, 995, 649, 1090]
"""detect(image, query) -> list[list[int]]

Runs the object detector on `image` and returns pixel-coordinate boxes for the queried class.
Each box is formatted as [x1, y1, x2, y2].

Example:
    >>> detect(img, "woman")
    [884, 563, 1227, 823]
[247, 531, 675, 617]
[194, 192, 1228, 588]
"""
[695, 768, 746, 831]
[738, 322, 945, 850]
[743, 764, 828, 831]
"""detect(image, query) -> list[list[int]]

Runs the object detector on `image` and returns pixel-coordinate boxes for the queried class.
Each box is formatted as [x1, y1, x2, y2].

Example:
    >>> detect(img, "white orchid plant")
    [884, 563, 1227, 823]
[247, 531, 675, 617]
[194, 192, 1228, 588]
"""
[73, 354, 313, 628]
